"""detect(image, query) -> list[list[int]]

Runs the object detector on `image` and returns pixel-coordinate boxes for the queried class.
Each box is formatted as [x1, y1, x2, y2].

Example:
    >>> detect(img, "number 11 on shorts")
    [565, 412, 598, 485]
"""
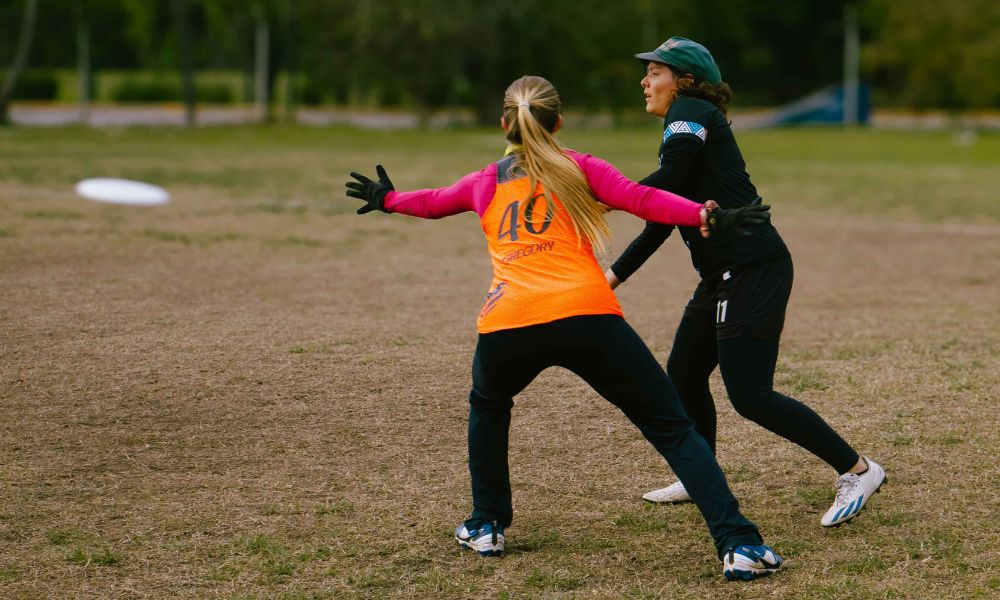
[716, 300, 728, 323]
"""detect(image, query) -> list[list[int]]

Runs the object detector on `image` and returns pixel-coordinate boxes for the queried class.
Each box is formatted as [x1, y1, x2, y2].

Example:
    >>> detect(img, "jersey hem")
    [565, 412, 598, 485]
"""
[477, 307, 624, 334]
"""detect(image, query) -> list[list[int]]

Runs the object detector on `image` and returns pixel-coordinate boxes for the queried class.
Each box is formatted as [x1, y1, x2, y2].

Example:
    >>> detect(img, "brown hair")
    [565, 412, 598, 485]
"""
[670, 67, 733, 116]
[502, 75, 610, 255]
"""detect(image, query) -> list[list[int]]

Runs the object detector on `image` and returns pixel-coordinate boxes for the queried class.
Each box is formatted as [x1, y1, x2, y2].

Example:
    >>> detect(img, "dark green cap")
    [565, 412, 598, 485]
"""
[634, 36, 722, 84]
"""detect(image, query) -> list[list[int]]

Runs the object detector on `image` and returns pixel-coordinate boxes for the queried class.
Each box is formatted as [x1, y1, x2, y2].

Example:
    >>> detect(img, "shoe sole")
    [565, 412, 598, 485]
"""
[641, 488, 692, 504]
[823, 473, 887, 528]
[642, 496, 692, 504]
[724, 568, 778, 581]
[456, 538, 503, 557]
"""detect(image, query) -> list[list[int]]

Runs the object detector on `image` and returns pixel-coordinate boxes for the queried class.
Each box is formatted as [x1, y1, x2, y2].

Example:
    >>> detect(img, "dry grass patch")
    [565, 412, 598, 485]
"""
[1, 126, 998, 599]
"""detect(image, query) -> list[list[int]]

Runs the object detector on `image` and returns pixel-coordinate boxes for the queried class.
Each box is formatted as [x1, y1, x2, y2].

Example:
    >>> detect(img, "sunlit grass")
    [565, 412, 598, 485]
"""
[2, 125, 997, 224]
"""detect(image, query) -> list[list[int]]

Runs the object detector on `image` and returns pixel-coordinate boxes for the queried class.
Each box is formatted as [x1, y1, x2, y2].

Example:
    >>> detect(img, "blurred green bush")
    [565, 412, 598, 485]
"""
[11, 71, 59, 100]
[112, 78, 234, 103]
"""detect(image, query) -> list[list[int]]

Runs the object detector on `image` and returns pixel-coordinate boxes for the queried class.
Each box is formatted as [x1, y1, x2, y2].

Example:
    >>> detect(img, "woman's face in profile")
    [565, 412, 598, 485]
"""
[641, 61, 677, 118]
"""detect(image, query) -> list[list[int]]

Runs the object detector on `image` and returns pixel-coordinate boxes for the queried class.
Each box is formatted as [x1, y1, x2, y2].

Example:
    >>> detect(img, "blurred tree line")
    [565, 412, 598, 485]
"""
[1, 0, 997, 124]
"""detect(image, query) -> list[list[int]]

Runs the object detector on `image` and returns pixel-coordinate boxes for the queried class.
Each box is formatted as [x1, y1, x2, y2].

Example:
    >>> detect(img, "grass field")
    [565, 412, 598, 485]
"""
[1, 125, 999, 599]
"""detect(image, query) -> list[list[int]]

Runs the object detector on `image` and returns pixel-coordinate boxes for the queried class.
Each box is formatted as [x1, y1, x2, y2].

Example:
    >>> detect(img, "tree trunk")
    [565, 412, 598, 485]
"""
[77, 19, 91, 125]
[253, 4, 271, 124]
[174, 0, 197, 128]
[0, 0, 40, 126]
[282, 0, 297, 123]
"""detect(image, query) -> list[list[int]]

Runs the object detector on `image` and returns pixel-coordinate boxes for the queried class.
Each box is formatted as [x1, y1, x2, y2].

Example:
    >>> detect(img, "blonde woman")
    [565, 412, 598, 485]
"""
[346, 75, 779, 580]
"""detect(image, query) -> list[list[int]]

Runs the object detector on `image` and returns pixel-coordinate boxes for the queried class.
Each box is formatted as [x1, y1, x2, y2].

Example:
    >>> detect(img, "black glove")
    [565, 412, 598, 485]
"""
[346, 164, 394, 214]
[706, 204, 771, 235]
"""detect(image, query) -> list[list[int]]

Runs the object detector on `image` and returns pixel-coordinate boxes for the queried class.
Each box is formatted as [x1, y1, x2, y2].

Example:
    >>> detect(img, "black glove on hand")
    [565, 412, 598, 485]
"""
[346, 164, 394, 214]
[707, 204, 771, 235]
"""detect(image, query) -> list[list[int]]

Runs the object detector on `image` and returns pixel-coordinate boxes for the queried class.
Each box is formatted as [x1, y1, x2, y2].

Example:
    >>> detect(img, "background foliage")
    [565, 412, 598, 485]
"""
[1, 0, 998, 118]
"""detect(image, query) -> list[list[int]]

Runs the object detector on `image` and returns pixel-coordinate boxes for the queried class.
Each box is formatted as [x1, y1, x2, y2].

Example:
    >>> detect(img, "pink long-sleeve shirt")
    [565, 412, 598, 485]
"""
[383, 150, 704, 226]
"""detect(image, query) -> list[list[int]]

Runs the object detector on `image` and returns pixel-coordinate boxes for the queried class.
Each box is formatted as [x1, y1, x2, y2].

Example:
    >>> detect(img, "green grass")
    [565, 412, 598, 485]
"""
[778, 367, 832, 393]
[239, 534, 298, 583]
[563, 127, 1000, 223]
[1, 126, 998, 223]
[23, 210, 82, 220]
[142, 228, 193, 244]
[46, 530, 84, 546]
[525, 568, 585, 591]
[67, 547, 123, 567]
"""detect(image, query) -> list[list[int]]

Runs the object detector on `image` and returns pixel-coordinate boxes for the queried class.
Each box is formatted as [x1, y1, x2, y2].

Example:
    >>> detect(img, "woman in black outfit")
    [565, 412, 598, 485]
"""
[607, 37, 886, 527]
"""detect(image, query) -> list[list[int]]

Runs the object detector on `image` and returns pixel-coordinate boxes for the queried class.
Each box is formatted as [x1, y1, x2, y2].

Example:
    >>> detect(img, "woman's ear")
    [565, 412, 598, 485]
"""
[500, 116, 508, 131]
[553, 114, 563, 133]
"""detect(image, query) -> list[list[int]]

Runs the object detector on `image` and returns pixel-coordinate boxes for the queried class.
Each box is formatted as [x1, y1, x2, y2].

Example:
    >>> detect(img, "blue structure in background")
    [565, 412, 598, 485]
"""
[770, 84, 871, 126]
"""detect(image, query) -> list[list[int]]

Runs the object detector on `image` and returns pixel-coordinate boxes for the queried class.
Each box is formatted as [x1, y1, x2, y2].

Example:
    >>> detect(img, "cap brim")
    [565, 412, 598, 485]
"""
[633, 51, 665, 64]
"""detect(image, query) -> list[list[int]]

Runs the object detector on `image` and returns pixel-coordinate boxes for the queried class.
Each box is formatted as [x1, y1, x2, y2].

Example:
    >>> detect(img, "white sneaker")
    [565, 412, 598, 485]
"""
[723, 544, 784, 581]
[821, 457, 886, 527]
[642, 480, 692, 503]
[455, 522, 504, 556]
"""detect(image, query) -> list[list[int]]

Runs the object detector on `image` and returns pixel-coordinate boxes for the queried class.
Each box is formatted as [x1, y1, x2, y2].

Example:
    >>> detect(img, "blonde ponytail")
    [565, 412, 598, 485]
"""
[502, 76, 611, 255]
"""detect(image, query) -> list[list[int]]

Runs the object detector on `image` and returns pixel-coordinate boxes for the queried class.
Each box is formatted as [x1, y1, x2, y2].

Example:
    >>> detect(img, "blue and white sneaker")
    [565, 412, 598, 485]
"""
[723, 544, 784, 581]
[455, 521, 504, 557]
[821, 457, 887, 527]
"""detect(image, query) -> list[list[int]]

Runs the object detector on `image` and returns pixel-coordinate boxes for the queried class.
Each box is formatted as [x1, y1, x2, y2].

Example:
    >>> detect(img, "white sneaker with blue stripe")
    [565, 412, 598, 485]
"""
[455, 521, 504, 556]
[723, 544, 784, 581]
[821, 457, 886, 527]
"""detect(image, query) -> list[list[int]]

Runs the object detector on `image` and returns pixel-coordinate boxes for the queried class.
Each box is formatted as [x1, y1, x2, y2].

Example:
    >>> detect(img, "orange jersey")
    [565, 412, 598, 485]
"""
[476, 155, 621, 333]
[382, 149, 705, 334]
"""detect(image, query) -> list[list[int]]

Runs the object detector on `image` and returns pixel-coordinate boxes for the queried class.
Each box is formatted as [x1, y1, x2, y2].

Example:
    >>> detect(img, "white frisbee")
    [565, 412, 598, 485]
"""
[75, 178, 170, 206]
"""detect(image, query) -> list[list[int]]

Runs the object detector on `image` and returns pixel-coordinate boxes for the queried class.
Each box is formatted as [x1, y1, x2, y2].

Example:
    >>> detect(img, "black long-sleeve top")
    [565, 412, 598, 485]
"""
[610, 96, 789, 286]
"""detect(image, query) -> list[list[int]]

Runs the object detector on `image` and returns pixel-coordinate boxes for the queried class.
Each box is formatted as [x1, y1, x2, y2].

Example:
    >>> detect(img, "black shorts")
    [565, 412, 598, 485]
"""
[684, 256, 793, 340]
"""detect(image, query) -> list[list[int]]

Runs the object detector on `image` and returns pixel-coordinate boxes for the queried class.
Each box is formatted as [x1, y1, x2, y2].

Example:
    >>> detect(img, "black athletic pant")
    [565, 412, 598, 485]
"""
[466, 313, 762, 559]
[666, 257, 859, 474]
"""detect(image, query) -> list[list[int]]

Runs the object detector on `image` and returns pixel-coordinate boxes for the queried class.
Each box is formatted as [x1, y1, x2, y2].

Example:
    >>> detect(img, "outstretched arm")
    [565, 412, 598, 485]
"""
[570, 151, 705, 227]
[346, 165, 488, 219]
[384, 169, 487, 219]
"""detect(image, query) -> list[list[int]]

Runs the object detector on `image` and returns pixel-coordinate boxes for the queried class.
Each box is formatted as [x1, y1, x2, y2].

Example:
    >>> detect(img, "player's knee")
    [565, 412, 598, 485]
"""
[640, 417, 697, 450]
[666, 356, 696, 390]
[667, 355, 714, 391]
[469, 387, 514, 412]
[726, 385, 772, 421]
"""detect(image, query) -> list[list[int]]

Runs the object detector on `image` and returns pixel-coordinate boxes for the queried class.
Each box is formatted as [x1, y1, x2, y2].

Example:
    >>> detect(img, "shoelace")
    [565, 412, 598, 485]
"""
[833, 473, 861, 506]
